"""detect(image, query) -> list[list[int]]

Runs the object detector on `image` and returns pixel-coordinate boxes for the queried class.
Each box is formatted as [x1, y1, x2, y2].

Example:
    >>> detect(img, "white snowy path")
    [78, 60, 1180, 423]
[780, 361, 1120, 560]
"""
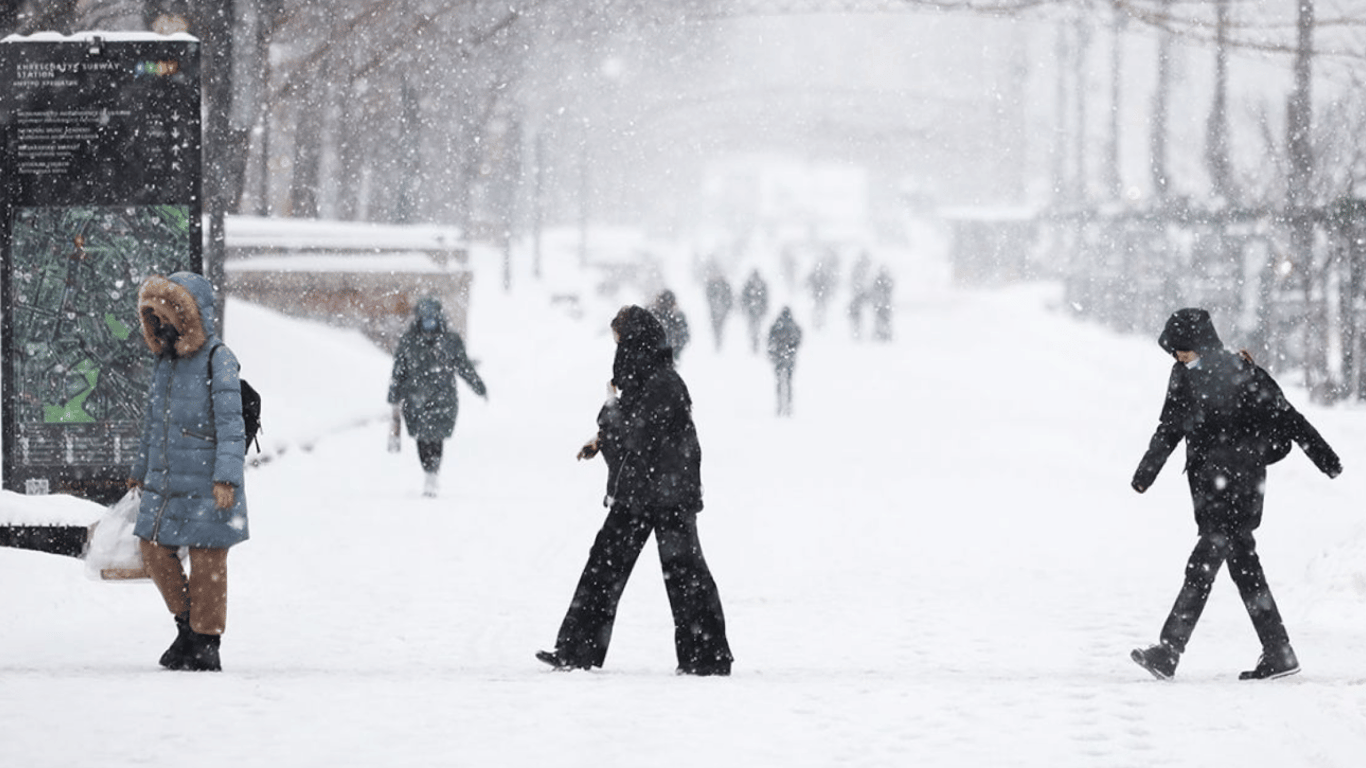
[4, 244, 1366, 767]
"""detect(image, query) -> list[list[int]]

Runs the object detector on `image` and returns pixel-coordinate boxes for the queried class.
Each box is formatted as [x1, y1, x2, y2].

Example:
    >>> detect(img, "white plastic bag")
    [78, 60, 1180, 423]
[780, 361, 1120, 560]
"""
[83, 489, 149, 581]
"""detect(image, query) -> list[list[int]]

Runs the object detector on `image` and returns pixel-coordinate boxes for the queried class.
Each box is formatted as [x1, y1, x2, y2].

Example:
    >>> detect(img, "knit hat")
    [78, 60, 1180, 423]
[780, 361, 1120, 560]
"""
[1158, 308, 1223, 354]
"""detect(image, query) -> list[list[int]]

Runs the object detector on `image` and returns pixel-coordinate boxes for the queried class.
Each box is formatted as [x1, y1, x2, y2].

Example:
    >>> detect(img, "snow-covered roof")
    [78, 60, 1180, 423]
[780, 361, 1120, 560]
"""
[226, 215, 464, 255]
[2, 31, 197, 44]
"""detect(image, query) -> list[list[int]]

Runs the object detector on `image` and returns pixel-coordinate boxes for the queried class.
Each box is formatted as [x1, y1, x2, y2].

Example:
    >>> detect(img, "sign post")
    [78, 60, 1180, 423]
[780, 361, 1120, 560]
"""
[1, 32, 202, 504]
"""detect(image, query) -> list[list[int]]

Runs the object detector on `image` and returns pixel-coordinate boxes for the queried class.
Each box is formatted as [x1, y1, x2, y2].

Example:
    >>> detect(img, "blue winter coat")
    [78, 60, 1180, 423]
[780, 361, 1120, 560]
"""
[131, 272, 249, 549]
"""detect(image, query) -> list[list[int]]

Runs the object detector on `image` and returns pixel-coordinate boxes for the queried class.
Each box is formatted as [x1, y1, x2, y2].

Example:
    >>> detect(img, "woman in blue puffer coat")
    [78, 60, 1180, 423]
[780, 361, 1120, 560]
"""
[129, 271, 248, 672]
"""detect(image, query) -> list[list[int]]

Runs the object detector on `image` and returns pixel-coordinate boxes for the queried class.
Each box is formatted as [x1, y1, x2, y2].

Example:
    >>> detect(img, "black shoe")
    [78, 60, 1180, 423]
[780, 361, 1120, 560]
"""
[181, 632, 222, 672]
[1239, 645, 1299, 680]
[676, 662, 731, 677]
[1130, 643, 1179, 680]
[159, 612, 194, 670]
[535, 650, 591, 671]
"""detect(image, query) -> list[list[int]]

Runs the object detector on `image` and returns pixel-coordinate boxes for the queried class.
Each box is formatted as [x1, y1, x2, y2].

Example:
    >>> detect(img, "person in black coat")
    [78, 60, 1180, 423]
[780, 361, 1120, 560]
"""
[537, 305, 733, 675]
[650, 289, 690, 362]
[1129, 308, 1341, 682]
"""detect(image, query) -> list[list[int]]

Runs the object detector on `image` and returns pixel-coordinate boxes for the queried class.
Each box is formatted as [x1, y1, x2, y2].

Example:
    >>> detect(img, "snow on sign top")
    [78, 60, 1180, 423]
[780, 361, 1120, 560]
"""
[1, 31, 198, 44]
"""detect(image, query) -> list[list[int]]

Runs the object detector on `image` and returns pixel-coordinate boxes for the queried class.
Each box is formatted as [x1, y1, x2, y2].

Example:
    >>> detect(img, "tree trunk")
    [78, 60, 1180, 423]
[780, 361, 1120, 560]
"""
[1205, 0, 1235, 203]
[1149, 0, 1171, 199]
[1287, 0, 1319, 393]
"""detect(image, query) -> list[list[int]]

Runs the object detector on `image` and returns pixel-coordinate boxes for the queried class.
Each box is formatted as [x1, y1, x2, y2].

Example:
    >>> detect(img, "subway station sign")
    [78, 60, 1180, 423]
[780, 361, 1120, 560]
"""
[1, 32, 202, 503]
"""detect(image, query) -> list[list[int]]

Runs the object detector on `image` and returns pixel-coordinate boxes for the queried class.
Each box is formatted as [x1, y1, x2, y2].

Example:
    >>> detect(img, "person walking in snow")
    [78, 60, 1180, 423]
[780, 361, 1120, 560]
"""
[847, 251, 872, 340]
[537, 305, 733, 675]
[387, 297, 487, 498]
[650, 289, 690, 362]
[740, 269, 769, 354]
[705, 268, 733, 351]
[766, 306, 802, 417]
[805, 251, 838, 331]
[129, 272, 249, 672]
[1129, 308, 1341, 682]
[869, 266, 894, 342]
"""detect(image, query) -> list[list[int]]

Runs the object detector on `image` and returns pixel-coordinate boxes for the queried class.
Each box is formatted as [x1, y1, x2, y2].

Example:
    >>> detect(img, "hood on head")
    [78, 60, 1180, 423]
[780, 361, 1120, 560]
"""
[138, 271, 214, 357]
[1158, 307, 1223, 355]
[411, 297, 448, 333]
[611, 304, 671, 389]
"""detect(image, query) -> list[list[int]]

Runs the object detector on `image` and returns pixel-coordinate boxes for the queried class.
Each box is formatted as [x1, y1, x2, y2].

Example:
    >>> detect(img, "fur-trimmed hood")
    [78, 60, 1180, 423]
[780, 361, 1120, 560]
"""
[138, 272, 216, 357]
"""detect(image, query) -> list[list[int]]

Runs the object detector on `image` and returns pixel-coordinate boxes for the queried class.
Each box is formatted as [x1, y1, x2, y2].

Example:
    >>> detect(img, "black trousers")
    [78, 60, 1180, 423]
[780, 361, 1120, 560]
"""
[1160, 463, 1289, 654]
[554, 503, 732, 670]
[1160, 530, 1290, 654]
[417, 440, 443, 472]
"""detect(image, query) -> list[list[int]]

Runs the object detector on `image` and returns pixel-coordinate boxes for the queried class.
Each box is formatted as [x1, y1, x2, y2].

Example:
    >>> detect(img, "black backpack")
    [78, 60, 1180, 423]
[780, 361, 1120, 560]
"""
[240, 379, 262, 453]
[211, 344, 262, 453]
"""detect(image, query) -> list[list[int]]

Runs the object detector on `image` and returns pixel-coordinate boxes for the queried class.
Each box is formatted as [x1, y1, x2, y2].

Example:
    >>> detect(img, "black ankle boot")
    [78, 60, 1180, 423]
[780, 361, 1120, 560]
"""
[183, 631, 222, 672]
[159, 612, 193, 670]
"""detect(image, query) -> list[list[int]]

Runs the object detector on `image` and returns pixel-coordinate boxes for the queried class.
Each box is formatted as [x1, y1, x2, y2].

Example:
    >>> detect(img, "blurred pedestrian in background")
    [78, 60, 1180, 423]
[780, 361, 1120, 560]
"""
[705, 267, 733, 351]
[869, 266, 894, 342]
[767, 306, 802, 417]
[651, 289, 690, 362]
[740, 269, 769, 355]
[387, 297, 487, 498]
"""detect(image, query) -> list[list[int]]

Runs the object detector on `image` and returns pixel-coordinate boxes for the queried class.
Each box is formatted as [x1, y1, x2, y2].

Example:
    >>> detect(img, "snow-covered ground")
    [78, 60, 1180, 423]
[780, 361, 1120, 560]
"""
[3, 231, 1366, 767]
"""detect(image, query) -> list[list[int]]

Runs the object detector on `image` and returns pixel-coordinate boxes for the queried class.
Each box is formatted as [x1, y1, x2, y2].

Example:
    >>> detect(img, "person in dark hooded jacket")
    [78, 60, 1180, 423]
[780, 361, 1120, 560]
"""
[537, 305, 733, 675]
[387, 297, 487, 498]
[767, 306, 802, 417]
[1129, 308, 1341, 682]
[130, 272, 249, 672]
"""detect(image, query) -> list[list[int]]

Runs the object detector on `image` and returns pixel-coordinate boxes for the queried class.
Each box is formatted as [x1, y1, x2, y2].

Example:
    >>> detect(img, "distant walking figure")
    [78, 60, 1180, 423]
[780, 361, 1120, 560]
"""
[766, 306, 802, 417]
[1129, 308, 1341, 682]
[387, 297, 487, 498]
[740, 269, 769, 354]
[869, 266, 894, 342]
[705, 270, 733, 351]
[537, 305, 733, 675]
[650, 289, 690, 362]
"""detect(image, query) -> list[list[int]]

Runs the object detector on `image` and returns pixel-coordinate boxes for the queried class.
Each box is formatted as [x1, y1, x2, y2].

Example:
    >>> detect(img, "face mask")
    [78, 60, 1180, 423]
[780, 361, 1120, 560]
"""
[154, 320, 181, 356]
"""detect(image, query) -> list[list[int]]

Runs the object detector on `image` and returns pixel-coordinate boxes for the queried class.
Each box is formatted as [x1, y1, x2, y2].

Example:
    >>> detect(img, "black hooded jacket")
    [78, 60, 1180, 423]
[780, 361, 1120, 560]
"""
[600, 306, 703, 513]
[1133, 309, 1341, 492]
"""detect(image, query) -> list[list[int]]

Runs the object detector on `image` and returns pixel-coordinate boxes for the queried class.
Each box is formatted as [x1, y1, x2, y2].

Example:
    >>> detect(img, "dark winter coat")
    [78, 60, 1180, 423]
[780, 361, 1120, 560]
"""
[131, 272, 249, 549]
[767, 308, 802, 369]
[388, 298, 486, 441]
[706, 275, 733, 320]
[604, 306, 703, 514]
[741, 272, 769, 321]
[650, 290, 689, 361]
[1132, 309, 1340, 532]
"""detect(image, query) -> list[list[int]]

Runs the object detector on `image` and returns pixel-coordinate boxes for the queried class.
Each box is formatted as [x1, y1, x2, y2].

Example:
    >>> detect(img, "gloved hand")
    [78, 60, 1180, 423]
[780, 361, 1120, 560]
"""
[213, 482, 235, 509]
[578, 436, 600, 461]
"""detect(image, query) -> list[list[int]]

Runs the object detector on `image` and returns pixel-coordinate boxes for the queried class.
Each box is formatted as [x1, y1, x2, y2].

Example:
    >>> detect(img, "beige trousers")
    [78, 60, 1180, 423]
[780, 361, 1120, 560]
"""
[139, 540, 229, 635]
